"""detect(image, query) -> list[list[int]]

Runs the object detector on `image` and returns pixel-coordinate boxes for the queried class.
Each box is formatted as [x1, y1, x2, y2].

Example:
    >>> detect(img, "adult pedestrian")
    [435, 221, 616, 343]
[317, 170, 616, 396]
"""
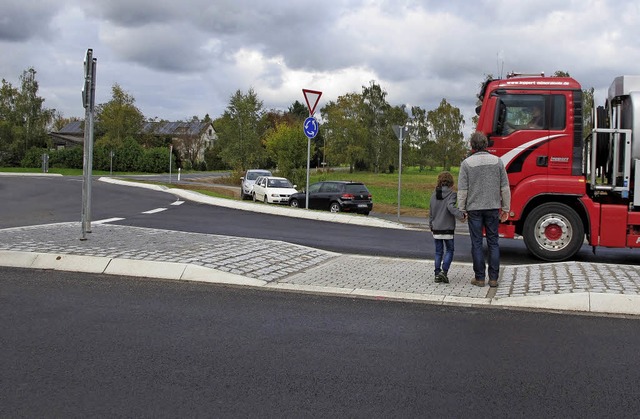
[457, 132, 511, 287]
[429, 171, 466, 284]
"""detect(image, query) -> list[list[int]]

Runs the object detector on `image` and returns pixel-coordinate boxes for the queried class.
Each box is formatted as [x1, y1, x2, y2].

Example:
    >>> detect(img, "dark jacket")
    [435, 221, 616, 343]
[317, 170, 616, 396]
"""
[429, 186, 465, 235]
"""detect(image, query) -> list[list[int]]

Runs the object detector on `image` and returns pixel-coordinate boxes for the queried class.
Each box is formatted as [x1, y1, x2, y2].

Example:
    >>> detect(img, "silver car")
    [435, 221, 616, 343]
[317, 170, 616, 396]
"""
[240, 169, 272, 200]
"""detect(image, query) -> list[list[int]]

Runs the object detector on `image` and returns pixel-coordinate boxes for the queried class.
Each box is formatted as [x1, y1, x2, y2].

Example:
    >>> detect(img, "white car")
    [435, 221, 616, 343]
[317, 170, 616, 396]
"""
[240, 169, 272, 200]
[252, 176, 298, 204]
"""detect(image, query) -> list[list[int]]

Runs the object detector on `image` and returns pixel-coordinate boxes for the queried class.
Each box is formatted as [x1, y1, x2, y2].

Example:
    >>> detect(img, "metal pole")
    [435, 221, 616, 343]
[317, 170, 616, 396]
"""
[169, 145, 173, 183]
[397, 128, 403, 222]
[81, 49, 95, 240]
[110, 150, 113, 175]
[305, 136, 311, 210]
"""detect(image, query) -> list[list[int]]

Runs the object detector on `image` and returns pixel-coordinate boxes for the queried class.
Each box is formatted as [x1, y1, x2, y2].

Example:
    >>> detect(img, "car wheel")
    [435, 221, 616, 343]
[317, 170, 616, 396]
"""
[264, 196, 268, 204]
[252, 193, 257, 202]
[329, 202, 341, 213]
[290, 199, 299, 208]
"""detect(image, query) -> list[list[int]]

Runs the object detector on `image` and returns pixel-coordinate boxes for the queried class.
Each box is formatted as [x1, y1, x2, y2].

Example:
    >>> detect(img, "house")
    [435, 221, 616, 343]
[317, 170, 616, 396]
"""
[49, 120, 85, 148]
[49, 120, 217, 162]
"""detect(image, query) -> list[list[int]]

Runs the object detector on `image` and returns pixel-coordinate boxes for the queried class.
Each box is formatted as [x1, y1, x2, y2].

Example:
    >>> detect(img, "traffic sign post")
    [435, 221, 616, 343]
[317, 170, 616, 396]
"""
[392, 125, 409, 222]
[302, 89, 322, 210]
[81, 49, 97, 240]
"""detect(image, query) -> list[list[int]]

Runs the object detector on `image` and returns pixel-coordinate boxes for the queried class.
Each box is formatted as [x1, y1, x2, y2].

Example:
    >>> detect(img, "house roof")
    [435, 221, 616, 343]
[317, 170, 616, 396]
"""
[51, 120, 213, 138]
[142, 121, 212, 136]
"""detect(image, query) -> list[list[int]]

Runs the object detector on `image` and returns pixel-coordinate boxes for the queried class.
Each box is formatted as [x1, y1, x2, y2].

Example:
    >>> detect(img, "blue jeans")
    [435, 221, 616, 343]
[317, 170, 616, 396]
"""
[434, 238, 455, 275]
[467, 209, 500, 281]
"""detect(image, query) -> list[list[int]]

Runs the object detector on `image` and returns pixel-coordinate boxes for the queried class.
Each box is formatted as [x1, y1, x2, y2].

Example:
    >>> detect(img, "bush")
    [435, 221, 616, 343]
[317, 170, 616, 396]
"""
[20, 148, 48, 168]
[49, 147, 84, 169]
[141, 147, 173, 173]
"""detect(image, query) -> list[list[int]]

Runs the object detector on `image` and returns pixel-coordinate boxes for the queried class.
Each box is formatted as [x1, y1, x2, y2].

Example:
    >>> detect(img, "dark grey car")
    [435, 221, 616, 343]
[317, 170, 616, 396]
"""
[289, 181, 373, 215]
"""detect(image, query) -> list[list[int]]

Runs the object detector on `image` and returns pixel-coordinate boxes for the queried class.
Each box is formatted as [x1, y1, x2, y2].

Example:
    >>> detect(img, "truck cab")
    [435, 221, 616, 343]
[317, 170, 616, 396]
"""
[476, 73, 640, 261]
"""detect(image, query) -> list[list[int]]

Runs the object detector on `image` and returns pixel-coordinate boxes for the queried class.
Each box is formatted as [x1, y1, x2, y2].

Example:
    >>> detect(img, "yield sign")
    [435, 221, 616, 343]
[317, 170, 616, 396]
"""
[302, 89, 322, 116]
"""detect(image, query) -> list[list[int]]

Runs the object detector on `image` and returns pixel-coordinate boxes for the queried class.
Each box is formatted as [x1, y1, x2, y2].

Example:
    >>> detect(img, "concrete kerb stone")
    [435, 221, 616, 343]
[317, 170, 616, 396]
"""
[491, 292, 591, 312]
[589, 293, 640, 316]
[0, 172, 62, 177]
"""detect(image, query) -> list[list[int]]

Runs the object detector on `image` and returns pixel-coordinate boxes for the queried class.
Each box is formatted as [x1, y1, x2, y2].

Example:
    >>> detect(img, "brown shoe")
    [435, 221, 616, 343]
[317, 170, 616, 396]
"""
[489, 280, 498, 288]
[470, 279, 485, 287]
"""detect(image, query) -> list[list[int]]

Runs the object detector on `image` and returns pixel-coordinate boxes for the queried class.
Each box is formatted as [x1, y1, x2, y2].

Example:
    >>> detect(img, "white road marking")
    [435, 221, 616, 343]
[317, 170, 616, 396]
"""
[93, 218, 125, 224]
[142, 208, 168, 214]
[171, 200, 185, 206]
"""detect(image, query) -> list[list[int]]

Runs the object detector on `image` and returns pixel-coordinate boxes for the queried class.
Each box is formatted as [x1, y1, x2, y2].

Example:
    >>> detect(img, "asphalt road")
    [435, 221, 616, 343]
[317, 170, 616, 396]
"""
[2, 267, 640, 418]
[4, 174, 640, 266]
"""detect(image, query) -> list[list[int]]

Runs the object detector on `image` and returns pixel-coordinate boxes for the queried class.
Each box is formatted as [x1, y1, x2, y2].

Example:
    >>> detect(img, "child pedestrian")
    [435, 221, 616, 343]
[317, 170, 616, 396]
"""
[429, 171, 466, 283]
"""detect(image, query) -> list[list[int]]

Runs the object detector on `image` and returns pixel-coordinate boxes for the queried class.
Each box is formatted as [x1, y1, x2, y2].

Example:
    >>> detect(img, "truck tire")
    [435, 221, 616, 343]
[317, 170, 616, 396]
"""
[523, 203, 584, 262]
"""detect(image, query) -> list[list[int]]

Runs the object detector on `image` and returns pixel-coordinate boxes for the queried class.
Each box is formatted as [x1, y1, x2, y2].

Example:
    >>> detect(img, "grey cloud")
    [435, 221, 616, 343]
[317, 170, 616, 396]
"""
[0, 1, 57, 42]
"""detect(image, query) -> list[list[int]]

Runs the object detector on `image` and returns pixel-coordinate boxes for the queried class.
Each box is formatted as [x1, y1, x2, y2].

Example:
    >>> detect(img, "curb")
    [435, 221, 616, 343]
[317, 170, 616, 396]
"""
[2, 250, 638, 318]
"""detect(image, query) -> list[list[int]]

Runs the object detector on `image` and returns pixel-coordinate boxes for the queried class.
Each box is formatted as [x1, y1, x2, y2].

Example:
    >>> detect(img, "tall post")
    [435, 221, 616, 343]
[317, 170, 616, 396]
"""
[169, 144, 173, 183]
[397, 128, 403, 222]
[81, 49, 96, 240]
[306, 134, 311, 210]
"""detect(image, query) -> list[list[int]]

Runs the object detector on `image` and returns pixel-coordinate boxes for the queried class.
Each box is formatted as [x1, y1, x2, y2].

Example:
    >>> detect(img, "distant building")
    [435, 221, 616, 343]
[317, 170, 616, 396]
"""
[49, 120, 84, 148]
[49, 120, 217, 162]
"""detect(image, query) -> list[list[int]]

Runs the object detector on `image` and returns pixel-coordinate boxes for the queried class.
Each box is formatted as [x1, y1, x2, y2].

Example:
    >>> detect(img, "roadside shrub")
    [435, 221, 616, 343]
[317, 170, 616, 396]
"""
[20, 147, 48, 168]
[141, 147, 173, 173]
[49, 147, 83, 169]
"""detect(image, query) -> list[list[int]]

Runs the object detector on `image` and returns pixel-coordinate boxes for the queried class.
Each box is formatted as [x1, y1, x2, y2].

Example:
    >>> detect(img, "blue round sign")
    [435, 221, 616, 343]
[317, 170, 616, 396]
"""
[303, 117, 319, 139]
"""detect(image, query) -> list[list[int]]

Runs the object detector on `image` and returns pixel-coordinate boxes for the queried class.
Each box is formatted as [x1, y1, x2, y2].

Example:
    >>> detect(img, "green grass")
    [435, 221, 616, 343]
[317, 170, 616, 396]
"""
[308, 167, 460, 212]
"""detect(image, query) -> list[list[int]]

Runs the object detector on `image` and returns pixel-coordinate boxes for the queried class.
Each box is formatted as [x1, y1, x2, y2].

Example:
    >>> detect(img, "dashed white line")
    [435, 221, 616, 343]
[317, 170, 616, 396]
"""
[142, 208, 168, 214]
[94, 218, 125, 224]
[171, 200, 185, 206]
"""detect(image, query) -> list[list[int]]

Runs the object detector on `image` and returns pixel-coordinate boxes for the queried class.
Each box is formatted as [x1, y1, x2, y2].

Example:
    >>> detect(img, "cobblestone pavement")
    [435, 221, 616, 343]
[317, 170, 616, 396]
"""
[2, 222, 640, 305]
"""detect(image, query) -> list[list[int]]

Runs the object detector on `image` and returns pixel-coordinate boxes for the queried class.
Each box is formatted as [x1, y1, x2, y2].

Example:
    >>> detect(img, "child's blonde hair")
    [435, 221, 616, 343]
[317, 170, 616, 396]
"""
[436, 171, 454, 188]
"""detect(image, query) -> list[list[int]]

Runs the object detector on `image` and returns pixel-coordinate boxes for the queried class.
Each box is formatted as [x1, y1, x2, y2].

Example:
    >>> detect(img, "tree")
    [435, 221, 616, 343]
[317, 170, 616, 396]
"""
[216, 88, 266, 171]
[407, 106, 433, 170]
[173, 121, 207, 170]
[264, 122, 309, 186]
[582, 86, 595, 138]
[362, 81, 393, 173]
[0, 68, 54, 166]
[427, 99, 466, 170]
[95, 83, 145, 145]
[320, 93, 367, 172]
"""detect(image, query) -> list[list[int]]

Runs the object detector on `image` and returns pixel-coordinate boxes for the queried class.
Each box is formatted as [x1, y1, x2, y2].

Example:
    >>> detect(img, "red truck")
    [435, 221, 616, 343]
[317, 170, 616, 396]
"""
[475, 73, 640, 261]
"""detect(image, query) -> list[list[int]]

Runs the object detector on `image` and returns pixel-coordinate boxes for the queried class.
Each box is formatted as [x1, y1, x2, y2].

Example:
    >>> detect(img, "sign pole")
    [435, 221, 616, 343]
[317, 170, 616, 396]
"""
[306, 129, 311, 210]
[81, 49, 96, 240]
[302, 89, 322, 210]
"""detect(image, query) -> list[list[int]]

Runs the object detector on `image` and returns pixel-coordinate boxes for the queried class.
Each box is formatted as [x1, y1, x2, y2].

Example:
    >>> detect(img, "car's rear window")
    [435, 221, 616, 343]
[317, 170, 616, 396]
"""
[247, 171, 271, 180]
[345, 184, 368, 194]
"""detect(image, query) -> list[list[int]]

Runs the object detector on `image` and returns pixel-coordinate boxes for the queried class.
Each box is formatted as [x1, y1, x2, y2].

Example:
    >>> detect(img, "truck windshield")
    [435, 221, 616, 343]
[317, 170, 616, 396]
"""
[495, 94, 566, 135]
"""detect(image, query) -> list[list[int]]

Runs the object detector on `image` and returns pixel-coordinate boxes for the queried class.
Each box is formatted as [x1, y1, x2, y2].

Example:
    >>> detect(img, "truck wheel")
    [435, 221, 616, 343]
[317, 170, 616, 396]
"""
[523, 203, 584, 262]
[329, 202, 341, 213]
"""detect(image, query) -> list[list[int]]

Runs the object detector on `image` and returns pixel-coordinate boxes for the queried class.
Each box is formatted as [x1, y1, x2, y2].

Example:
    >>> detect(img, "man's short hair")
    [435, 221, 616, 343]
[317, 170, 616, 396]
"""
[470, 131, 488, 151]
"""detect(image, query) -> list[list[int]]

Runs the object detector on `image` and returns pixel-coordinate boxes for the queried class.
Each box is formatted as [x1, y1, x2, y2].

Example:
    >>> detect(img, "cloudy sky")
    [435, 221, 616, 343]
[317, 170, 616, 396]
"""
[1, 0, 639, 129]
